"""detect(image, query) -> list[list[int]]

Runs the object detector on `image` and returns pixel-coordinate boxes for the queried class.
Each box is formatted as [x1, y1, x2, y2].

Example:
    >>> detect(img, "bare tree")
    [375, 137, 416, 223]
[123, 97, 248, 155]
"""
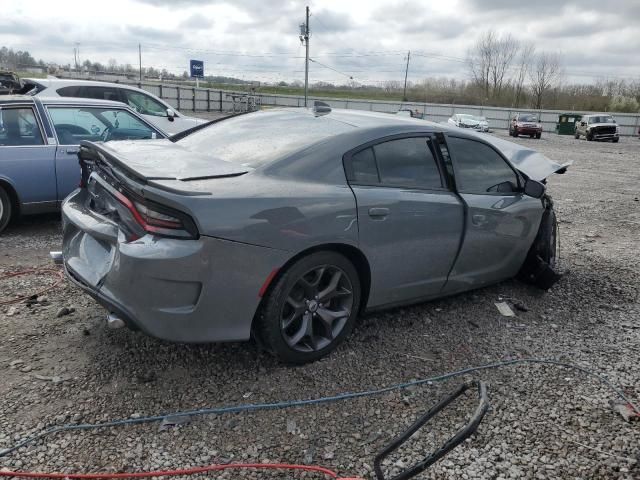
[513, 42, 535, 107]
[382, 80, 402, 93]
[467, 30, 520, 100]
[529, 52, 561, 109]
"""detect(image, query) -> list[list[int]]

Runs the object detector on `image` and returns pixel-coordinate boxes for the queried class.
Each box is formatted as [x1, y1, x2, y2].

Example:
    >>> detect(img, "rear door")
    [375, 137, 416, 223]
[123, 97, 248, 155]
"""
[442, 135, 543, 292]
[345, 135, 464, 307]
[0, 105, 57, 209]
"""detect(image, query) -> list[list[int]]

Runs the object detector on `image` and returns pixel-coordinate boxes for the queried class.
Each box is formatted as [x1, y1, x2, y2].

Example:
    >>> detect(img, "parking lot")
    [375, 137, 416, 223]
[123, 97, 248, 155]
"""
[1, 124, 639, 479]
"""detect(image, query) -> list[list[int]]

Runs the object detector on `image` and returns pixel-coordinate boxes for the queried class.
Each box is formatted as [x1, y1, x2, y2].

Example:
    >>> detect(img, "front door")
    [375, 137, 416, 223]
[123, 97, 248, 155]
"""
[443, 135, 544, 293]
[345, 135, 465, 307]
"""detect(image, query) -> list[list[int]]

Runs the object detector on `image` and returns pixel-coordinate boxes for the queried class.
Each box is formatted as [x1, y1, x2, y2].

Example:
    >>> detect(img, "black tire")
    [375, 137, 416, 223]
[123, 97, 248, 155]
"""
[587, 133, 593, 141]
[257, 251, 361, 364]
[574, 131, 580, 139]
[612, 138, 619, 143]
[518, 204, 560, 289]
[529, 134, 534, 138]
[0, 186, 12, 234]
[535, 133, 541, 139]
[512, 128, 518, 137]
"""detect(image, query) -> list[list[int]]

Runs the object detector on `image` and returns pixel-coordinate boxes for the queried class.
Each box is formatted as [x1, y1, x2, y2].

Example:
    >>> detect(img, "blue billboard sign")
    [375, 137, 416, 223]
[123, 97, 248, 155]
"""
[190, 60, 204, 78]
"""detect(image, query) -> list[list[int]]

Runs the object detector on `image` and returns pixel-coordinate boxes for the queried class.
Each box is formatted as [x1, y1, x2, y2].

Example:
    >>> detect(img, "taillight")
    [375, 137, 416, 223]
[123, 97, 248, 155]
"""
[112, 189, 198, 240]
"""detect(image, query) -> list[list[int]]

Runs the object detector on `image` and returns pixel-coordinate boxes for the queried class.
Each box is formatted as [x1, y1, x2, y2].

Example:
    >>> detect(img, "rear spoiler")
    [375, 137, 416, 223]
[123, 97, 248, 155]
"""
[169, 111, 249, 142]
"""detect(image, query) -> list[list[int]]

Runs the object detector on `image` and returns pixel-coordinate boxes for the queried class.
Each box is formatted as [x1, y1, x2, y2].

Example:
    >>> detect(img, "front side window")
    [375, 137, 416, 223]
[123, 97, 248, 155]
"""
[448, 137, 519, 194]
[124, 90, 168, 117]
[48, 107, 158, 144]
[373, 137, 442, 189]
[0, 107, 44, 146]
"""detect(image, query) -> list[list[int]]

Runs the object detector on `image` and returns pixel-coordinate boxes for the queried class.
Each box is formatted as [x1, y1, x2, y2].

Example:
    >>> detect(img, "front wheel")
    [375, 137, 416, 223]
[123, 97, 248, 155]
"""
[587, 133, 593, 141]
[535, 133, 541, 139]
[612, 138, 619, 143]
[574, 132, 580, 139]
[512, 128, 518, 137]
[0, 186, 12, 234]
[257, 251, 361, 364]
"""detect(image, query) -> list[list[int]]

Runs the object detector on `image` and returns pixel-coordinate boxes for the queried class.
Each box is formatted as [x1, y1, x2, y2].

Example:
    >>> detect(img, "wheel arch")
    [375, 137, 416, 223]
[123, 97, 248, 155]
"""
[0, 178, 21, 220]
[252, 242, 372, 328]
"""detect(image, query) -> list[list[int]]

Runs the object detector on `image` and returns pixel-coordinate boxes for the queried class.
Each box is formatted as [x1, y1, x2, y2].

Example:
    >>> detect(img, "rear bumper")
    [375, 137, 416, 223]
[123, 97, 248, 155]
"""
[62, 189, 289, 343]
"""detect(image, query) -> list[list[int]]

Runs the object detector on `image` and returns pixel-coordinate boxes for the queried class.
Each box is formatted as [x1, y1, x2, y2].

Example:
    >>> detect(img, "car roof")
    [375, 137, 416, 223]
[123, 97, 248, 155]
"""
[0, 94, 131, 108]
[35, 96, 130, 107]
[296, 107, 443, 130]
[24, 77, 149, 93]
[0, 95, 36, 105]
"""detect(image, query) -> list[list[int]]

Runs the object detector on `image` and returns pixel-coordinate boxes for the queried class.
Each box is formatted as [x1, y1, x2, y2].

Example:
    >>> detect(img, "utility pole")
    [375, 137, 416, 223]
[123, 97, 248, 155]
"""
[138, 43, 142, 82]
[403, 50, 410, 102]
[299, 6, 310, 107]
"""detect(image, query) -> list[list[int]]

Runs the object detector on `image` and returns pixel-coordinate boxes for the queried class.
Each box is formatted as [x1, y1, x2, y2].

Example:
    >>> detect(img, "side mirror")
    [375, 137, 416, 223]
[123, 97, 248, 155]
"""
[166, 108, 176, 121]
[523, 178, 546, 199]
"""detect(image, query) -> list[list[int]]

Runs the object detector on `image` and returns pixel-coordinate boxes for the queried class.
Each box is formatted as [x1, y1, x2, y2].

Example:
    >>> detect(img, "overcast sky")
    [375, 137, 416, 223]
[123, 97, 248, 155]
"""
[1, 0, 638, 85]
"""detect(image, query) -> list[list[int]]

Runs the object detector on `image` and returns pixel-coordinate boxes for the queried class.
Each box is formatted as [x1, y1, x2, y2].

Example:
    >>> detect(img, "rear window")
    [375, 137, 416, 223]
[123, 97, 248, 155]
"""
[178, 110, 353, 168]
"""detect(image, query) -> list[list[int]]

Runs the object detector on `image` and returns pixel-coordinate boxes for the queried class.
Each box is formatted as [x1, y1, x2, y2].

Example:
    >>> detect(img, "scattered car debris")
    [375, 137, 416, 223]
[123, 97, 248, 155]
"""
[55, 306, 75, 318]
[610, 401, 640, 423]
[495, 302, 516, 317]
[159, 415, 192, 431]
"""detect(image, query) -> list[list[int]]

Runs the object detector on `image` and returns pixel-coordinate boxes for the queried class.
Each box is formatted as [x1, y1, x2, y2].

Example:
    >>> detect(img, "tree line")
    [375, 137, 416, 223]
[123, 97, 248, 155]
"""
[2, 41, 638, 113]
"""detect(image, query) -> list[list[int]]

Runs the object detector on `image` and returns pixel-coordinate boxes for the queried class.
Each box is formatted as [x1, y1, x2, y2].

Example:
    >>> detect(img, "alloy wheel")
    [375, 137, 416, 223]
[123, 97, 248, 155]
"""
[280, 265, 354, 352]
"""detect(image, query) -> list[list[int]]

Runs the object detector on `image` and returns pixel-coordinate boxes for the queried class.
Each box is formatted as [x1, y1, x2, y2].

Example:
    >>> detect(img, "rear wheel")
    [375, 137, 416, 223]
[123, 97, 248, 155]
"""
[258, 251, 361, 364]
[535, 132, 541, 139]
[529, 134, 534, 138]
[612, 138, 619, 143]
[0, 186, 12, 234]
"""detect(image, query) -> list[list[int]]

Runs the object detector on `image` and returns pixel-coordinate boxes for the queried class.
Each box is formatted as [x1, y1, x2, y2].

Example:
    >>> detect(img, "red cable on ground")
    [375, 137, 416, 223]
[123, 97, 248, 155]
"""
[0, 268, 65, 306]
[0, 463, 362, 480]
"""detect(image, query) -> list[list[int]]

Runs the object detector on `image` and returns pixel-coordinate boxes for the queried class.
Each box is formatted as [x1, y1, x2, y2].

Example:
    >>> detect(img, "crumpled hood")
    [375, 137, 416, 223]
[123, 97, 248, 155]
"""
[81, 139, 249, 181]
[465, 131, 570, 180]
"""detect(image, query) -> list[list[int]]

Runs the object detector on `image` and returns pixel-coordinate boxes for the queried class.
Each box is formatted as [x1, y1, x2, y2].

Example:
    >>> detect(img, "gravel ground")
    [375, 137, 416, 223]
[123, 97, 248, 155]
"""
[0, 126, 639, 479]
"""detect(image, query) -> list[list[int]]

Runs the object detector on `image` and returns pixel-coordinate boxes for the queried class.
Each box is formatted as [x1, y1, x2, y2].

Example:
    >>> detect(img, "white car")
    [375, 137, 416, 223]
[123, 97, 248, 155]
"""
[23, 78, 208, 135]
[447, 114, 489, 132]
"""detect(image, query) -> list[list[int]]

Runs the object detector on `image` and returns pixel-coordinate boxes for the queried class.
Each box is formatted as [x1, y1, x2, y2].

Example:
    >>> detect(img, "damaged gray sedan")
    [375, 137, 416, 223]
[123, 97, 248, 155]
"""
[61, 106, 569, 363]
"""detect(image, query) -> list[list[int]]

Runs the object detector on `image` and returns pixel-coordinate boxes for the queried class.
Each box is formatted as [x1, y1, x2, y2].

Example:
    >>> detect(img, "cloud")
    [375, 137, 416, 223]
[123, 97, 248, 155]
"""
[126, 25, 184, 42]
[179, 14, 214, 30]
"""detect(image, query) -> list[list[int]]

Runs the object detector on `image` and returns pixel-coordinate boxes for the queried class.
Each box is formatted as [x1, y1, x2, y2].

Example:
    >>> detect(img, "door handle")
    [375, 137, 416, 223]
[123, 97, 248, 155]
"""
[65, 148, 79, 155]
[472, 214, 487, 226]
[368, 207, 389, 219]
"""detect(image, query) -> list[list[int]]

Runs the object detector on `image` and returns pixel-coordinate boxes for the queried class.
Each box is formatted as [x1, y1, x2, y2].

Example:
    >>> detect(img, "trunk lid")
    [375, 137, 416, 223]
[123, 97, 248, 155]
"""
[79, 139, 249, 184]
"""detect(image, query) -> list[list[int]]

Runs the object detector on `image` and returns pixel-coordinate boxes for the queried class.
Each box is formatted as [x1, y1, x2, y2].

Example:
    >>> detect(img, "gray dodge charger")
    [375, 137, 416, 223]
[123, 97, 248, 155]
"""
[61, 106, 568, 363]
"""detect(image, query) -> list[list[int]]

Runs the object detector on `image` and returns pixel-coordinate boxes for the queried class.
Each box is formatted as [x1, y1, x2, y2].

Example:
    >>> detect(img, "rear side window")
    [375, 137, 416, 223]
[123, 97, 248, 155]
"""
[56, 86, 83, 97]
[448, 137, 519, 194]
[350, 148, 379, 183]
[348, 137, 443, 189]
[0, 107, 44, 146]
[374, 137, 442, 189]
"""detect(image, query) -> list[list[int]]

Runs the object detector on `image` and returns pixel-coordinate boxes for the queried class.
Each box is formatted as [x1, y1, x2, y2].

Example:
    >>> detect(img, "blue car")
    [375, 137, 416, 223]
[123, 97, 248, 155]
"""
[0, 96, 167, 233]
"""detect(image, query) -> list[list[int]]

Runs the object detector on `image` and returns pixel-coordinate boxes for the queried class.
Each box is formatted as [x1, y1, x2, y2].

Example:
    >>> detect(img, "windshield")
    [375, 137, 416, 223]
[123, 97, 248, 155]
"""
[178, 110, 354, 168]
[519, 114, 537, 122]
[590, 115, 615, 124]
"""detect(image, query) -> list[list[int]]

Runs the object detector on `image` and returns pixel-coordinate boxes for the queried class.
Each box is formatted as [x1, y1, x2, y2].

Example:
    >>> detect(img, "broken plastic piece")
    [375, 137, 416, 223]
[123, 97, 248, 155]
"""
[495, 302, 515, 317]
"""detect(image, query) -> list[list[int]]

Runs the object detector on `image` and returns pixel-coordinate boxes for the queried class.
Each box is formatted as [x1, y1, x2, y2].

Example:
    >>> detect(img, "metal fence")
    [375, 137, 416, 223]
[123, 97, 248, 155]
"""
[112, 79, 640, 136]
